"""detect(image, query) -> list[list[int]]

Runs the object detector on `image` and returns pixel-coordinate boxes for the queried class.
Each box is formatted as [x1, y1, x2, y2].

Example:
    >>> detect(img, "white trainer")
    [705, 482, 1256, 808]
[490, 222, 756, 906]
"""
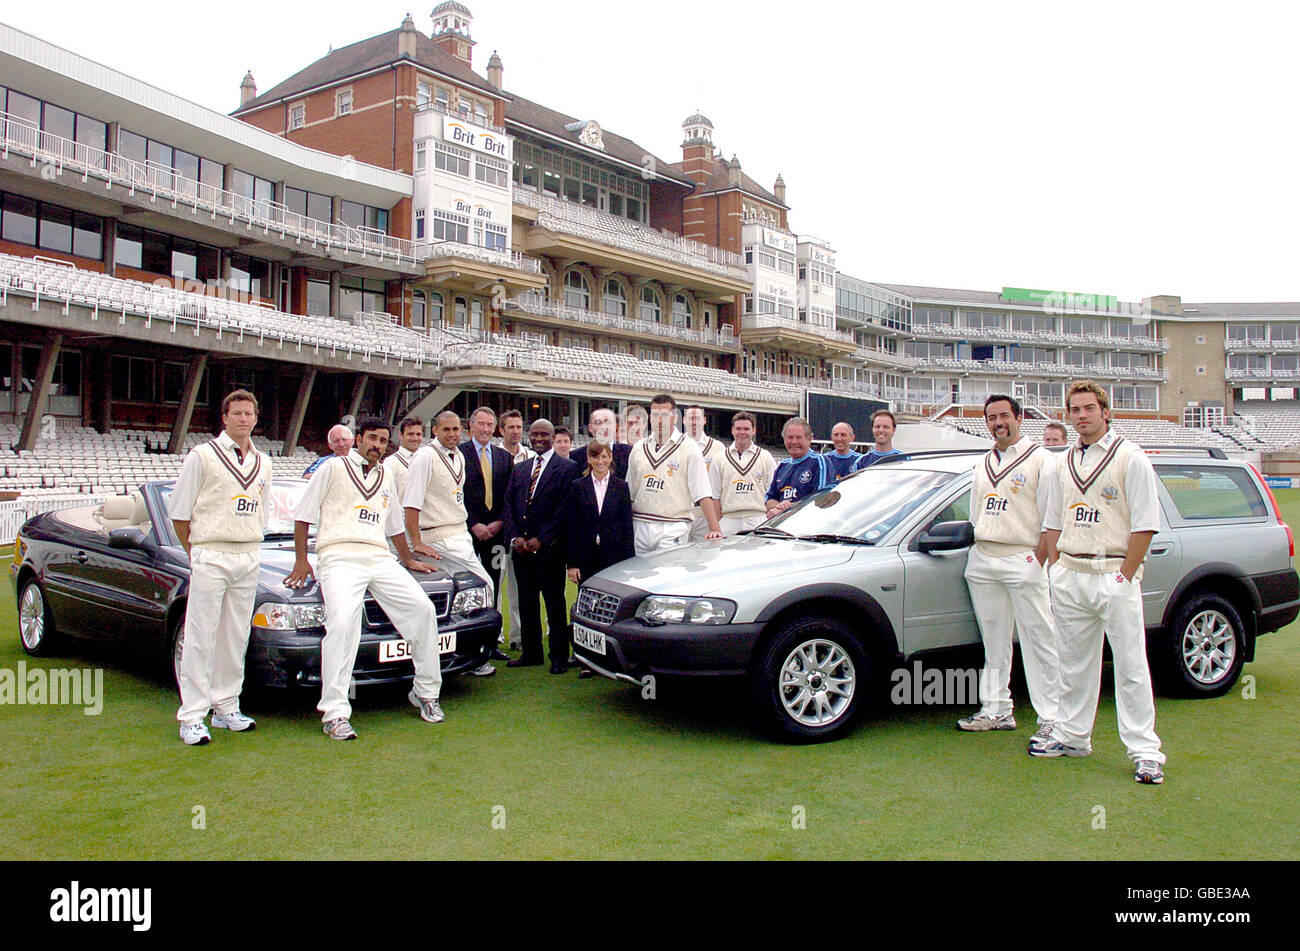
[210, 709, 257, 732]
[179, 720, 211, 745]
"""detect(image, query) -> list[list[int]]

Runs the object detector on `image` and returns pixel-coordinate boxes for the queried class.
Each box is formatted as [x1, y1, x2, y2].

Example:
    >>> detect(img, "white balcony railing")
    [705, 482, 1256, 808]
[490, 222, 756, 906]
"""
[504, 296, 739, 349]
[1, 110, 543, 277]
[1226, 367, 1300, 382]
[910, 357, 1167, 382]
[908, 322, 1167, 351]
[514, 190, 748, 280]
[422, 241, 542, 275]
[1224, 338, 1300, 353]
[416, 101, 506, 135]
[741, 313, 857, 347]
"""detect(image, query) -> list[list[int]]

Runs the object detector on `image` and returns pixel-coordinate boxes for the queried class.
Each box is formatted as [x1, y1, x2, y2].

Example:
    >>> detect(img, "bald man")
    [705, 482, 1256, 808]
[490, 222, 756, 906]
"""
[303, 424, 355, 478]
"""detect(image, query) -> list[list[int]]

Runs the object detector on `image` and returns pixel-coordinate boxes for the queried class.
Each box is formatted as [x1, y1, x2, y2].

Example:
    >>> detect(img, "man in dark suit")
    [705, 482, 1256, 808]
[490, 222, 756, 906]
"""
[460, 407, 514, 598]
[504, 419, 578, 673]
[570, 407, 632, 480]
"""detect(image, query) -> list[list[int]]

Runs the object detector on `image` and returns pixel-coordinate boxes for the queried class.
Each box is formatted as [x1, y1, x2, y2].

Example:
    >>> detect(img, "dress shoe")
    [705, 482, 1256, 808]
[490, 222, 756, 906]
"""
[506, 657, 543, 668]
[549, 663, 569, 675]
[490, 648, 510, 661]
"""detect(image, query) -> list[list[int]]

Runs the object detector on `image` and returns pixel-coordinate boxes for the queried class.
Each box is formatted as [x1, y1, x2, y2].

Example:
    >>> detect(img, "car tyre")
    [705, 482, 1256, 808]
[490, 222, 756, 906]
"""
[17, 578, 59, 656]
[1157, 592, 1246, 698]
[751, 616, 866, 743]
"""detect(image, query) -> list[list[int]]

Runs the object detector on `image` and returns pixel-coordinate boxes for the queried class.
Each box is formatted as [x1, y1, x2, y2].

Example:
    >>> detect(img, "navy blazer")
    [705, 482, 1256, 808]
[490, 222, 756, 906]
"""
[566, 473, 635, 581]
[570, 442, 632, 481]
[460, 439, 513, 528]
[504, 453, 578, 553]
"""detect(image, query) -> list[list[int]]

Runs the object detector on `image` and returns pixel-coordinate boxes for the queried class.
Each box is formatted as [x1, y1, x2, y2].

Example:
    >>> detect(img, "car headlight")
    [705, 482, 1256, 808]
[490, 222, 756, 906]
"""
[636, 596, 736, 626]
[451, 585, 490, 615]
[252, 602, 328, 630]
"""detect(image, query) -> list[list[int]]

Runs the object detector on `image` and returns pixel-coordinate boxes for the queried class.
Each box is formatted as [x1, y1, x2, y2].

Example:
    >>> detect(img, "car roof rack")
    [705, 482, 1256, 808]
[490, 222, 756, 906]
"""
[1141, 446, 1228, 459]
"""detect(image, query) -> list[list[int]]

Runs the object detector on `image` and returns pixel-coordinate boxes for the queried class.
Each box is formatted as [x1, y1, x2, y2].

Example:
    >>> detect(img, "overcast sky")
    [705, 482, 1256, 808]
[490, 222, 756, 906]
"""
[8, 1, 1297, 303]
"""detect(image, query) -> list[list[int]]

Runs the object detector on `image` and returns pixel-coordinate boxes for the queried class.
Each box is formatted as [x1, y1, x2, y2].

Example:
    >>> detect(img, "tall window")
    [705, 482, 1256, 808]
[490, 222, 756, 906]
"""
[411, 290, 427, 329]
[672, 294, 691, 328]
[429, 292, 444, 326]
[454, 297, 468, 328]
[336, 89, 353, 116]
[640, 287, 661, 323]
[289, 104, 304, 130]
[417, 82, 432, 108]
[565, 271, 590, 310]
[603, 279, 627, 317]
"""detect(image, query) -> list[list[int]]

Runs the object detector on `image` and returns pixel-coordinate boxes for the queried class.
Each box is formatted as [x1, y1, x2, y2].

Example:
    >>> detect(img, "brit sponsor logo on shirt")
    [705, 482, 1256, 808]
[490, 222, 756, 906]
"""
[355, 506, 382, 526]
[643, 475, 666, 491]
[781, 485, 799, 501]
[1070, 502, 1103, 524]
[983, 494, 1009, 514]
[231, 494, 260, 516]
[731, 479, 757, 494]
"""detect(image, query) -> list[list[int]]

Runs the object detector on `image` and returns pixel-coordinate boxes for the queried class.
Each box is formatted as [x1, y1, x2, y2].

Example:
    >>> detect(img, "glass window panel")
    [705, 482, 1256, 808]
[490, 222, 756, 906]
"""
[307, 280, 330, 316]
[253, 177, 275, 205]
[117, 129, 147, 164]
[229, 169, 254, 200]
[7, 90, 40, 126]
[283, 187, 307, 218]
[141, 230, 170, 274]
[72, 213, 102, 259]
[171, 239, 198, 281]
[563, 178, 580, 202]
[196, 244, 219, 282]
[307, 191, 331, 222]
[38, 203, 73, 253]
[340, 287, 362, 316]
[199, 158, 223, 189]
[42, 103, 75, 140]
[2, 193, 37, 245]
[115, 225, 143, 268]
[340, 201, 365, 229]
[74, 115, 106, 152]
[147, 139, 173, 172]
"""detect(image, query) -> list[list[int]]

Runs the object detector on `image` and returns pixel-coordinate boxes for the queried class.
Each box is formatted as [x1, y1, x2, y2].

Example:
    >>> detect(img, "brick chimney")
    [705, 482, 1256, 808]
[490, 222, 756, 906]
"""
[774, 174, 786, 205]
[240, 71, 257, 108]
[487, 50, 503, 88]
[727, 155, 742, 187]
[398, 13, 419, 58]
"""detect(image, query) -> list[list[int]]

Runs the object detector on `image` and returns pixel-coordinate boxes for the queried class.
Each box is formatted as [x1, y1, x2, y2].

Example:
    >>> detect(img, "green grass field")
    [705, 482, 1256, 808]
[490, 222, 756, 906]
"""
[2, 494, 1299, 860]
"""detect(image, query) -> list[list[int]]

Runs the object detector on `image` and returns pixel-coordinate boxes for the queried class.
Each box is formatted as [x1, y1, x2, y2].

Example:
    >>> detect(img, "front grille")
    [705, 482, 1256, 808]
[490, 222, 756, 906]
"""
[364, 592, 450, 628]
[576, 587, 621, 625]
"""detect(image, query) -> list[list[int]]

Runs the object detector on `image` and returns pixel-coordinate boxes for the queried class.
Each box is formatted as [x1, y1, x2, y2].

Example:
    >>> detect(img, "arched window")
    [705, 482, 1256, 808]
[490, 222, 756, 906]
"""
[672, 294, 691, 328]
[417, 82, 432, 108]
[640, 287, 661, 323]
[435, 87, 449, 112]
[471, 299, 484, 331]
[603, 279, 627, 317]
[429, 292, 443, 327]
[412, 289, 427, 328]
[454, 296, 468, 327]
[564, 270, 590, 310]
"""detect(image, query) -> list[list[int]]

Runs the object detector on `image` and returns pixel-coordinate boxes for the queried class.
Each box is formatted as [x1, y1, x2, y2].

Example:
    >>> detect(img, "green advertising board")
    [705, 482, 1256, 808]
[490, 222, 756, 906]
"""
[1002, 287, 1118, 312]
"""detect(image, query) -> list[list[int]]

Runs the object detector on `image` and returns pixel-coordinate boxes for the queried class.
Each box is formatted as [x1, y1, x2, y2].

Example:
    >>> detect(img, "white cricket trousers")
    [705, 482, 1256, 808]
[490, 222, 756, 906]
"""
[720, 514, 765, 536]
[420, 529, 494, 599]
[1049, 564, 1165, 763]
[502, 555, 522, 647]
[964, 546, 1062, 723]
[176, 546, 260, 723]
[317, 549, 442, 723]
[634, 519, 690, 557]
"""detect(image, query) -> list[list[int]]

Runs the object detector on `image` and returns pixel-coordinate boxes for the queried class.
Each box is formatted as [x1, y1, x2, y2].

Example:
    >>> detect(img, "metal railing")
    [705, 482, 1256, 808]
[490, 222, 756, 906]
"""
[1224, 338, 1300, 352]
[741, 314, 857, 347]
[514, 190, 749, 278]
[0, 110, 544, 274]
[908, 322, 1167, 351]
[504, 295, 739, 349]
[416, 101, 506, 134]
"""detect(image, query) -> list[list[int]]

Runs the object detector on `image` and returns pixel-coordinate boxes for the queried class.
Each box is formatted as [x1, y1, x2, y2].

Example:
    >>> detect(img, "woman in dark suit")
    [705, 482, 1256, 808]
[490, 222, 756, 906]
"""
[566, 441, 635, 676]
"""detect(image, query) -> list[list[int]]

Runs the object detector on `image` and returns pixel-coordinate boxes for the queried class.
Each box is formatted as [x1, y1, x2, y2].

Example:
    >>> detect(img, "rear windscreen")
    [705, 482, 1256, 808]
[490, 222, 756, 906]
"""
[1156, 466, 1269, 520]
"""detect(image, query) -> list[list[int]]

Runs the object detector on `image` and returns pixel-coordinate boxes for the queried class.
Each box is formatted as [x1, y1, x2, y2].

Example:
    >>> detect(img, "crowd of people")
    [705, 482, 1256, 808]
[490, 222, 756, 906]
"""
[166, 382, 1165, 784]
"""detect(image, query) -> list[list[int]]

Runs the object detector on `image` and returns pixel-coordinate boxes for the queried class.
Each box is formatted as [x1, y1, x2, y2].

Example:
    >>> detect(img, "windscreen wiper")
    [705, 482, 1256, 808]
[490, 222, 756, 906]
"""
[795, 533, 874, 546]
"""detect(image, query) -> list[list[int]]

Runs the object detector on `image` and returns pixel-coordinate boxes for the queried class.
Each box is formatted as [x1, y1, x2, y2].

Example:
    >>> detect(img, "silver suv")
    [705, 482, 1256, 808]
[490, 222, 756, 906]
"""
[571, 450, 1298, 742]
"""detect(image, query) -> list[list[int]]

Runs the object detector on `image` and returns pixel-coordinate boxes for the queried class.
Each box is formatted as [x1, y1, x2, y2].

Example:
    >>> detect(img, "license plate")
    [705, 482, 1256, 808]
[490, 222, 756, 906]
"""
[572, 622, 606, 656]
[379, 632, 457, 663]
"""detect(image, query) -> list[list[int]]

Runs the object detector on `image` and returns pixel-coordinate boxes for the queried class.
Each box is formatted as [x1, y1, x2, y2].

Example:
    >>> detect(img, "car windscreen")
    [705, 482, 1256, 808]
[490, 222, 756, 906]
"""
[156, 480, 314, 538]
[762, 467, 964, 543]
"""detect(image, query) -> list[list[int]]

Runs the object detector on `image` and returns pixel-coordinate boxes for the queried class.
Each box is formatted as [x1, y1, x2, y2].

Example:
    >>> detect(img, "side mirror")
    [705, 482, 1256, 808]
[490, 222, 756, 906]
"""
[916, 520, 974, 553]
[109, 527, 157, 554]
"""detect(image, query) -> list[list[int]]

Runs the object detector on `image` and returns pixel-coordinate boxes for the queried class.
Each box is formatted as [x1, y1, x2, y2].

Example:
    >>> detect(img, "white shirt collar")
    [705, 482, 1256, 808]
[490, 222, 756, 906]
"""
[1077, 428, 1118, 453]
[651, 429, 682, 452]
[729, 442, 756, 456]
[993, 434, 1033, 462]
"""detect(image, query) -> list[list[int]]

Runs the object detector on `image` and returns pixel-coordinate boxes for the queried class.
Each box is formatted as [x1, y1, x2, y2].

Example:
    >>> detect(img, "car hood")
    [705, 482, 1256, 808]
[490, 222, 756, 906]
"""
[591, 534, 860, 598]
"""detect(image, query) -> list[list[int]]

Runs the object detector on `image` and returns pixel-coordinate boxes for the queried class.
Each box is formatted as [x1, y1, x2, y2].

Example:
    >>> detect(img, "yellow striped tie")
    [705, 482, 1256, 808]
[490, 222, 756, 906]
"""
[480, 445, 493, 510]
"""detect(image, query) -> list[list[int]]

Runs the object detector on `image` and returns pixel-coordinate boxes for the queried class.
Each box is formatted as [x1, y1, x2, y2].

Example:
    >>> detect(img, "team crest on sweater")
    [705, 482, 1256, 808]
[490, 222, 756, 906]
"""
[1009, 473, 1027, 494]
